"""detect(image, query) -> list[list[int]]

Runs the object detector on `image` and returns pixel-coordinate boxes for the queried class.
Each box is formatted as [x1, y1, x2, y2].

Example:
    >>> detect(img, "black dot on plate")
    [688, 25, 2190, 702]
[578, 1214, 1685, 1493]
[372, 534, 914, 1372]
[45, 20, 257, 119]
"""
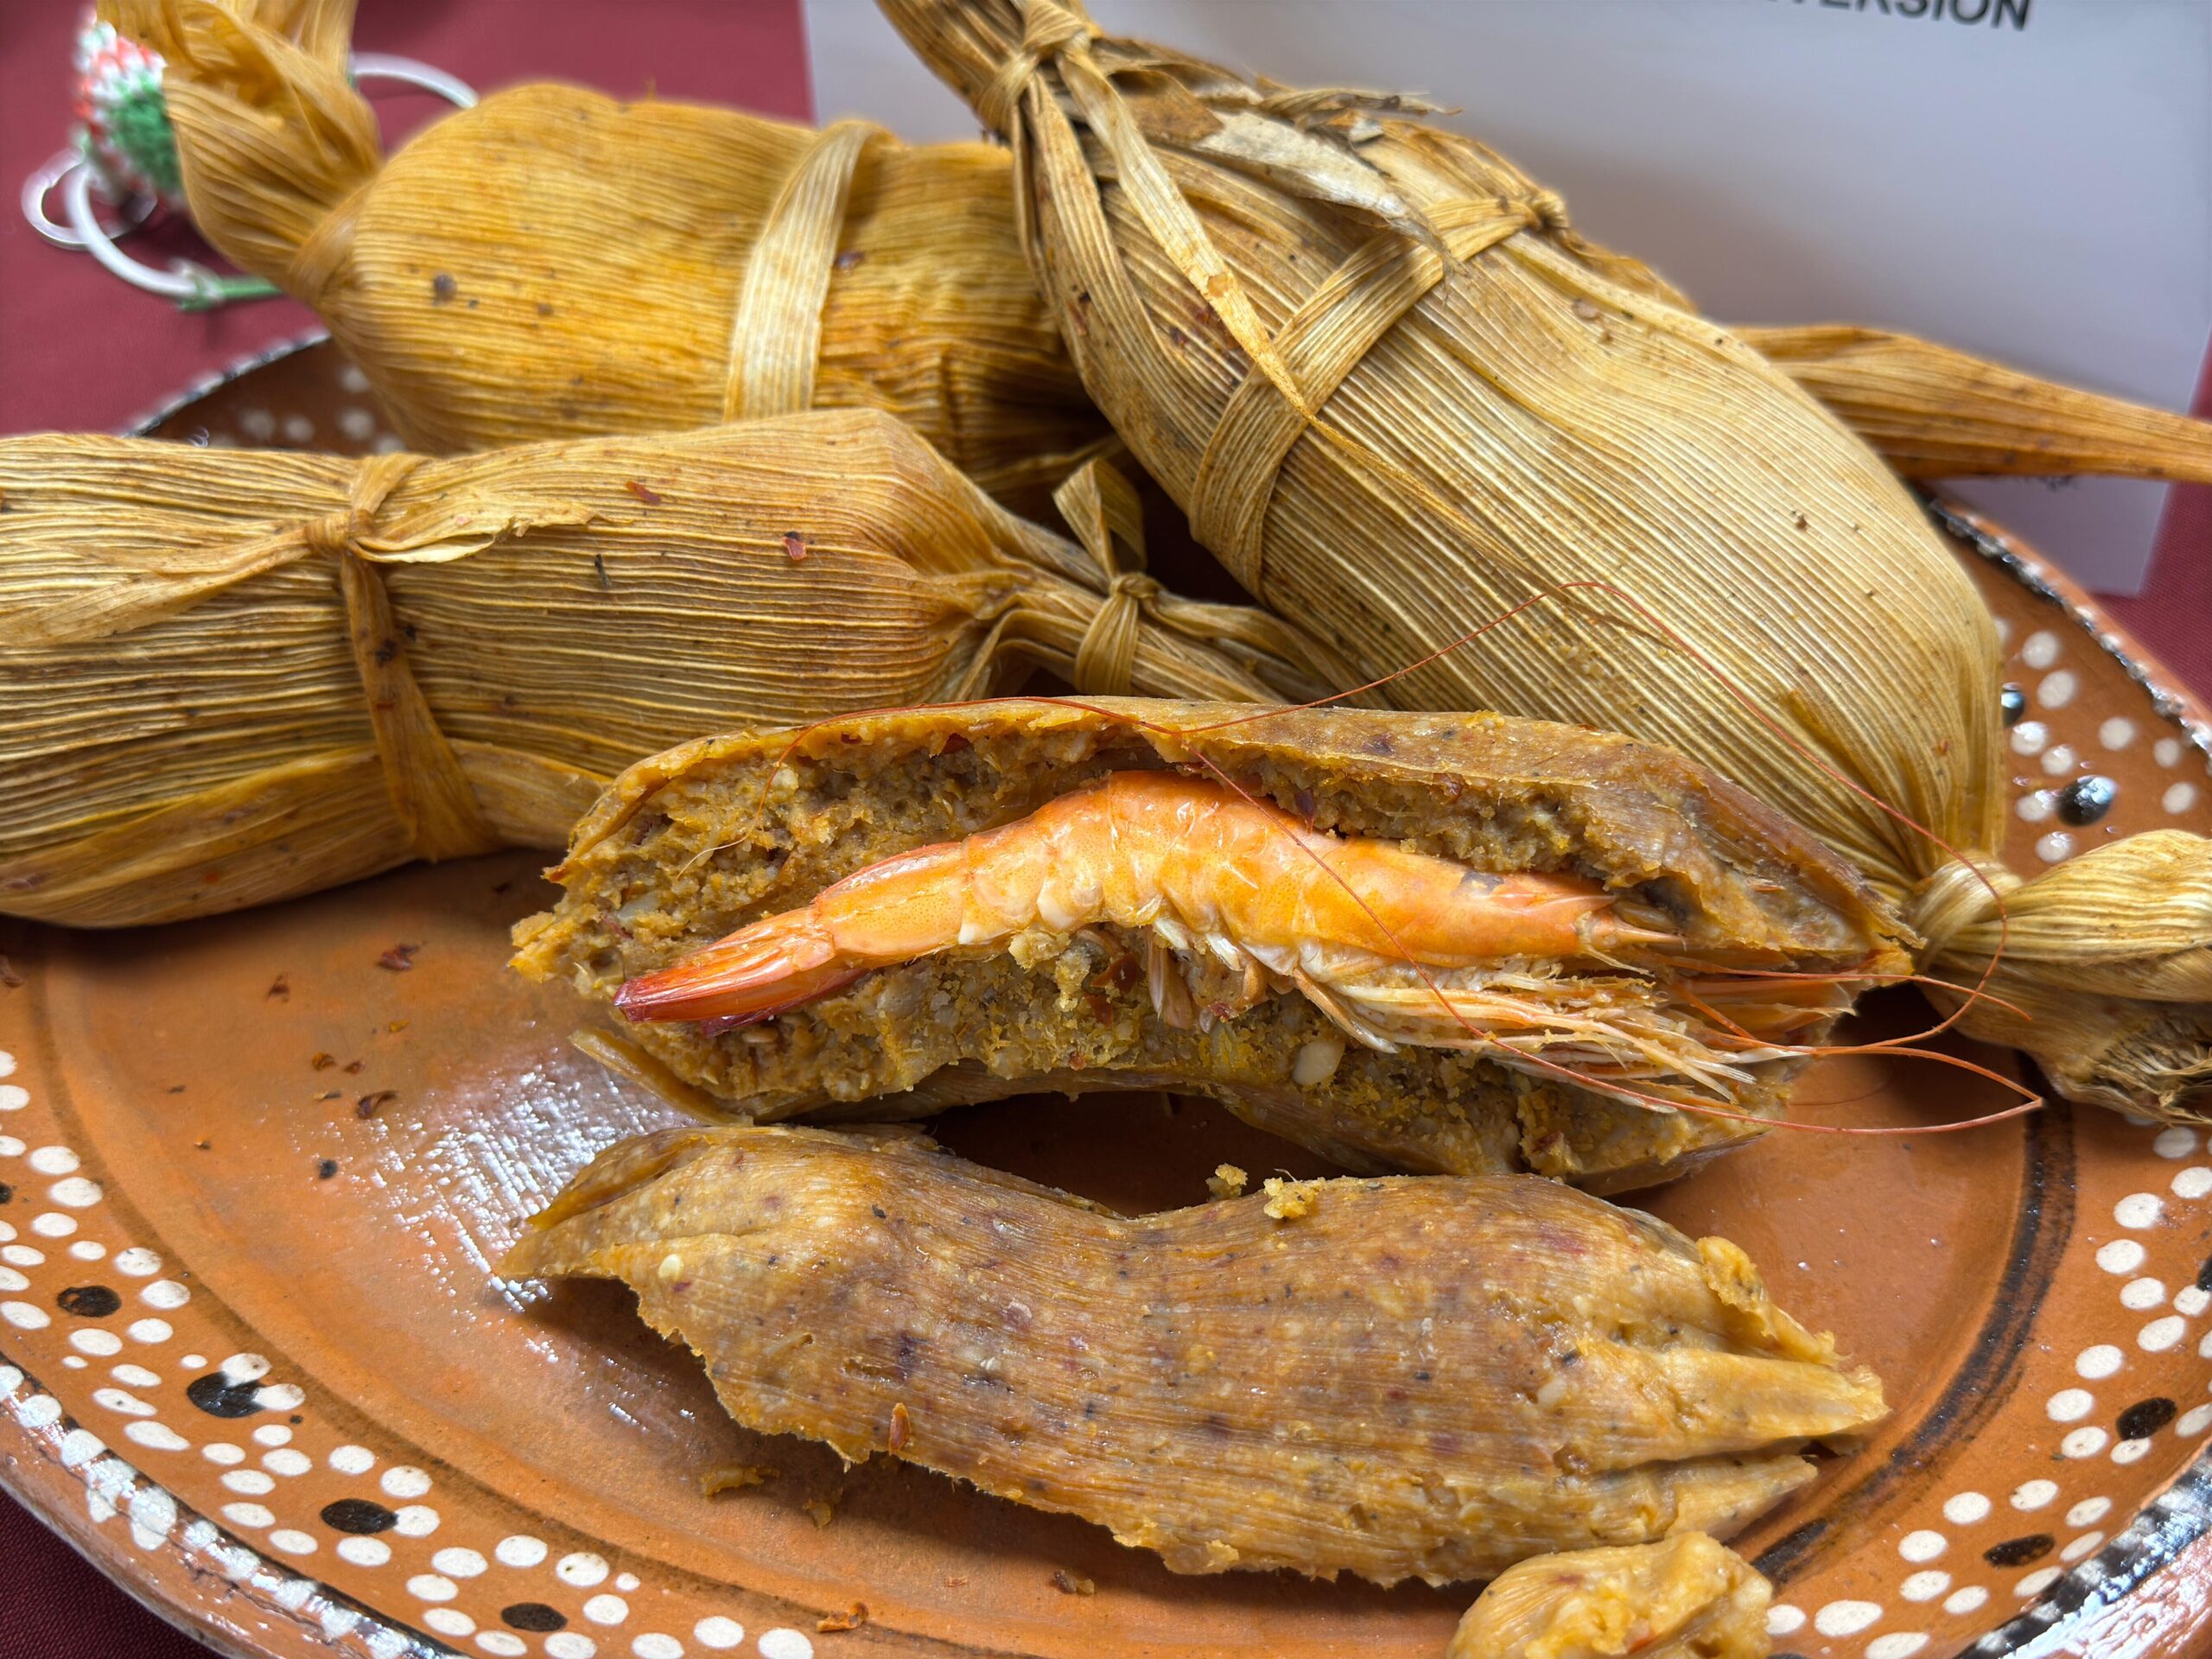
[2000, 683, 2028, 726]
[55, 1285, 120, 1318]
[185, 1371, 266, 1419]
[2056, 775, 2118, 825]
[319, 1497, 397, 1535]
[2119, 1397, 2178, 1440]
[502, 1604, 568, 1632]
[1982, 1533, 2055, 1567]
[2196, 1249, 2212, 1294]
[0, 1183, 12, 1205]
[316, 1159, 338, 1180]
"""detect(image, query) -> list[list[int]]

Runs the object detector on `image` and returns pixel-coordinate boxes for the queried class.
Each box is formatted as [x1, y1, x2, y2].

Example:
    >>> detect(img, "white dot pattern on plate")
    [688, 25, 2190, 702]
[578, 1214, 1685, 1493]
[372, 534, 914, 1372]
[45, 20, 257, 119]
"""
[632, 1637, 683, 1659]
[2177, 1404, 2212, 1436]
[379, 1465, 431, 1499]
[2154, 1128, 2200, 1160]
[2063, 1427, 2110, 1459]
[2011, 1478, 2058, 1510]
[2100, 716, 2136, 750]
[1941, 1491, 1992, 1526]
[479, 1635, 527, 1657]
[27, 1146, 79, 1176]
[328, 1443, 375, 1476]
[221, 1502, 274, 1529]
[202, 1443, 244, 1466]
[617, 1573, 641, 1593]
[2120, 1277, 2168, 1311]
[2115, 1192, 2164, 1229]
[559, 1552, 612, 1588]
[433, 1547, 488, 1579]
[391, 1504, 439, 1537]
[2037, 670, 2077, 709]
[1900, 1569, 1950, 1601]
[49, 1179, 103, 1209]
[2016, 791, 2055, 824]
[67, 1241, 104, 1262]
[2035, 830, 2074, 863]
[693, 1618, 745, 1650]
[2062, 1530, 2107, 1562]
[545, 1635, 599, 1659]
[2139, 1316, 2187, 1351]
[2096, 1238, 2150, 1282]
[1945, 1584, 1989, 1615]
[756, 1631, 813, 1659]
[584, 1593, 629, 1625]
[2155, 737, 2183, 766]
[30, 1213, 76, 1237]
[269, 1528, 317, 1556]
[2068, 1496, 2112, 1527]
[408, 1573, 458, 1602]
[337, 1536, 391, 1567]
[1897, 1529, 1946, 1562]
[111, 1248, 160, 1277]
[251, 1424, 291, 1447]
[2014, 1567, 2062, 1598]
[2166, 782, 2200, 815]
[2020, 630, 2060, 669]
[69, 1330, 120, 1357]
[423, 1607, 474, 1637]
[1814, 1599, 1883, 1637]
[125, 1319, 170, 1344]
[139, 1279, 189, 1309]
[2010, 721, 2048, 757]
[1867, 1637, 1929, 1659]
[495, 1534, 548, 1568]
[2113, 1437, 2152, 1465]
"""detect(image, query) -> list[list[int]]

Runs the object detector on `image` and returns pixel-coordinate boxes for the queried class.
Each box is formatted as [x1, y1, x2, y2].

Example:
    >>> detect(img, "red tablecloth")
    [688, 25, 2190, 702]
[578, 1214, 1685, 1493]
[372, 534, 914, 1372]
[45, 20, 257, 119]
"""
[0, 3, 2204, 1654]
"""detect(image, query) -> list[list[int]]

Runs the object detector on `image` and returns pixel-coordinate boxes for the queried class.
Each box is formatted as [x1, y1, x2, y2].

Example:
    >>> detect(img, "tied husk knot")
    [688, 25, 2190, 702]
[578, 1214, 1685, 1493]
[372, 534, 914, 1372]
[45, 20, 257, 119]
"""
[0, 413, 1336, 927]
[880, 0, 2212, 1118]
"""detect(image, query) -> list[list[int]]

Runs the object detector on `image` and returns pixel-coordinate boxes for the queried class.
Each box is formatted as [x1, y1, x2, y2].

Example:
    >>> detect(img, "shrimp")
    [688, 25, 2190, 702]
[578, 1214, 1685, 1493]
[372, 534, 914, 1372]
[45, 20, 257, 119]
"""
[616, 771, 1817, 1106]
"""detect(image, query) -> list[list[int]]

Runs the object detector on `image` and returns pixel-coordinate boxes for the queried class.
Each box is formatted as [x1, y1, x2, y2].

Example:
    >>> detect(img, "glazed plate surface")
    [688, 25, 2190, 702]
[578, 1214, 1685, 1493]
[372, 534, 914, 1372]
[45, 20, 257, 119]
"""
[2, 341, 2209, 1659]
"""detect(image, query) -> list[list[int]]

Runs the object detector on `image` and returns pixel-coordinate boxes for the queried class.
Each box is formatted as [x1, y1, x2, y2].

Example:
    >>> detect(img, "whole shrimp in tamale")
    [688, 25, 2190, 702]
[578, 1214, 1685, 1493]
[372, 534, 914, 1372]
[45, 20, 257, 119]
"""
[503, 1124, 1887, 1586]
[514, 700, 1910, 1192]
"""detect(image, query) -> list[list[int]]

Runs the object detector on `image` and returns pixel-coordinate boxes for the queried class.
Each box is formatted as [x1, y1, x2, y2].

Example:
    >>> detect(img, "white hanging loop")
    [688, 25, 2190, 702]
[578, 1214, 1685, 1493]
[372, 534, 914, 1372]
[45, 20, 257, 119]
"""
[24, 54, 475, 306]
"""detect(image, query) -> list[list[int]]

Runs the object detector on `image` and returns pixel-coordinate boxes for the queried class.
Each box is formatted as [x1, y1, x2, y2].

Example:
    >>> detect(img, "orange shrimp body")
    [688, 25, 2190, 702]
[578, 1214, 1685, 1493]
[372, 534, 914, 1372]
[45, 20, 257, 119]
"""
[619, 771, 1679, 1039]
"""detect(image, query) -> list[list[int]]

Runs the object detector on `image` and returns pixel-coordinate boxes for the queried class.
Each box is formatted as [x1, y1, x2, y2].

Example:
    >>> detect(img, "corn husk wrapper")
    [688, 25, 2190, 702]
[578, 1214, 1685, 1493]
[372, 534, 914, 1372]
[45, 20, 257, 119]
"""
[0, 410, 1335, 928]
[879, 0, 2212, 1118]
[116, 3, 2211, 505]
[105, 0, 1111, 521]
[1736, 325, 2212, 486]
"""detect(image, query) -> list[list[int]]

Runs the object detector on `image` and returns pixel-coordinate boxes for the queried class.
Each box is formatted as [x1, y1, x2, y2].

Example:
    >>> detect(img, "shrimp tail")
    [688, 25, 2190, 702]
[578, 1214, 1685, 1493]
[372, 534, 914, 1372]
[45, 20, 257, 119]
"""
[616, 919, 858, 1027]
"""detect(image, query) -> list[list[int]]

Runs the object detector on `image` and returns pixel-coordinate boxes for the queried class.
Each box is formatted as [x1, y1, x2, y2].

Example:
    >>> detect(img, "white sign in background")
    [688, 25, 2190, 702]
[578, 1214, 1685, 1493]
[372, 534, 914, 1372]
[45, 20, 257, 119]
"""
[804, 0, 2212, 595]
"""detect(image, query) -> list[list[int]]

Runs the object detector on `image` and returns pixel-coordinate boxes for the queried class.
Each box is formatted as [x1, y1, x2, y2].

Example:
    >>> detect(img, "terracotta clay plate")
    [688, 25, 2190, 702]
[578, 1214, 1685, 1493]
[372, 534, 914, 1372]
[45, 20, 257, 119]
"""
[2, 340, 2210, 1659]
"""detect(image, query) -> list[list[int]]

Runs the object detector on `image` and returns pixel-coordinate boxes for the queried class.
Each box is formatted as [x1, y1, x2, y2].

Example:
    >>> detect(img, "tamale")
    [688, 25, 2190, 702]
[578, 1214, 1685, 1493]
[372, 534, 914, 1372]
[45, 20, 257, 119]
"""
[1448, 1535, 1771, 1659]
[879, 0, 2212, 1118]
[102, 0, 1110, 520]
[502, 1123, 1887, 1585]
[117, 2, 2212, 504]
[0, 413, 1331, 928]
[513, 698, 1907, 1192]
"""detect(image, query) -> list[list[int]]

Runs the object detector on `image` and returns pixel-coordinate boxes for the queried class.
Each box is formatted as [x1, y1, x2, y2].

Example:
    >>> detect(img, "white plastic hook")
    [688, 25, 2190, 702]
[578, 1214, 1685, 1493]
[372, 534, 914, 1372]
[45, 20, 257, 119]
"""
[27, 54, 475, 305]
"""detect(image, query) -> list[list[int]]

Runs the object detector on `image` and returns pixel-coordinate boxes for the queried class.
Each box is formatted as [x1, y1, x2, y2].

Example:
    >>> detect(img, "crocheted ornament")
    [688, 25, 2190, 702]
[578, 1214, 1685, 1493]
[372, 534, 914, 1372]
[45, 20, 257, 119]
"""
[73, 13, 181, 206]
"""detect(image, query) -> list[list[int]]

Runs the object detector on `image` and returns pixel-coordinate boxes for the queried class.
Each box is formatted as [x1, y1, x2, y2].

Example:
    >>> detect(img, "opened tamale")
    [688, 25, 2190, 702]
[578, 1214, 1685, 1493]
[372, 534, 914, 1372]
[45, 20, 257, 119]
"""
[118, 2, 2212, 506]
[0, 412, 1332, 928]
[880, 0, 2212, 1119]
[102, 0, 1110, 520]
[514, 698, 1907, 1192]
[504, 1124, 1886, 1583]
